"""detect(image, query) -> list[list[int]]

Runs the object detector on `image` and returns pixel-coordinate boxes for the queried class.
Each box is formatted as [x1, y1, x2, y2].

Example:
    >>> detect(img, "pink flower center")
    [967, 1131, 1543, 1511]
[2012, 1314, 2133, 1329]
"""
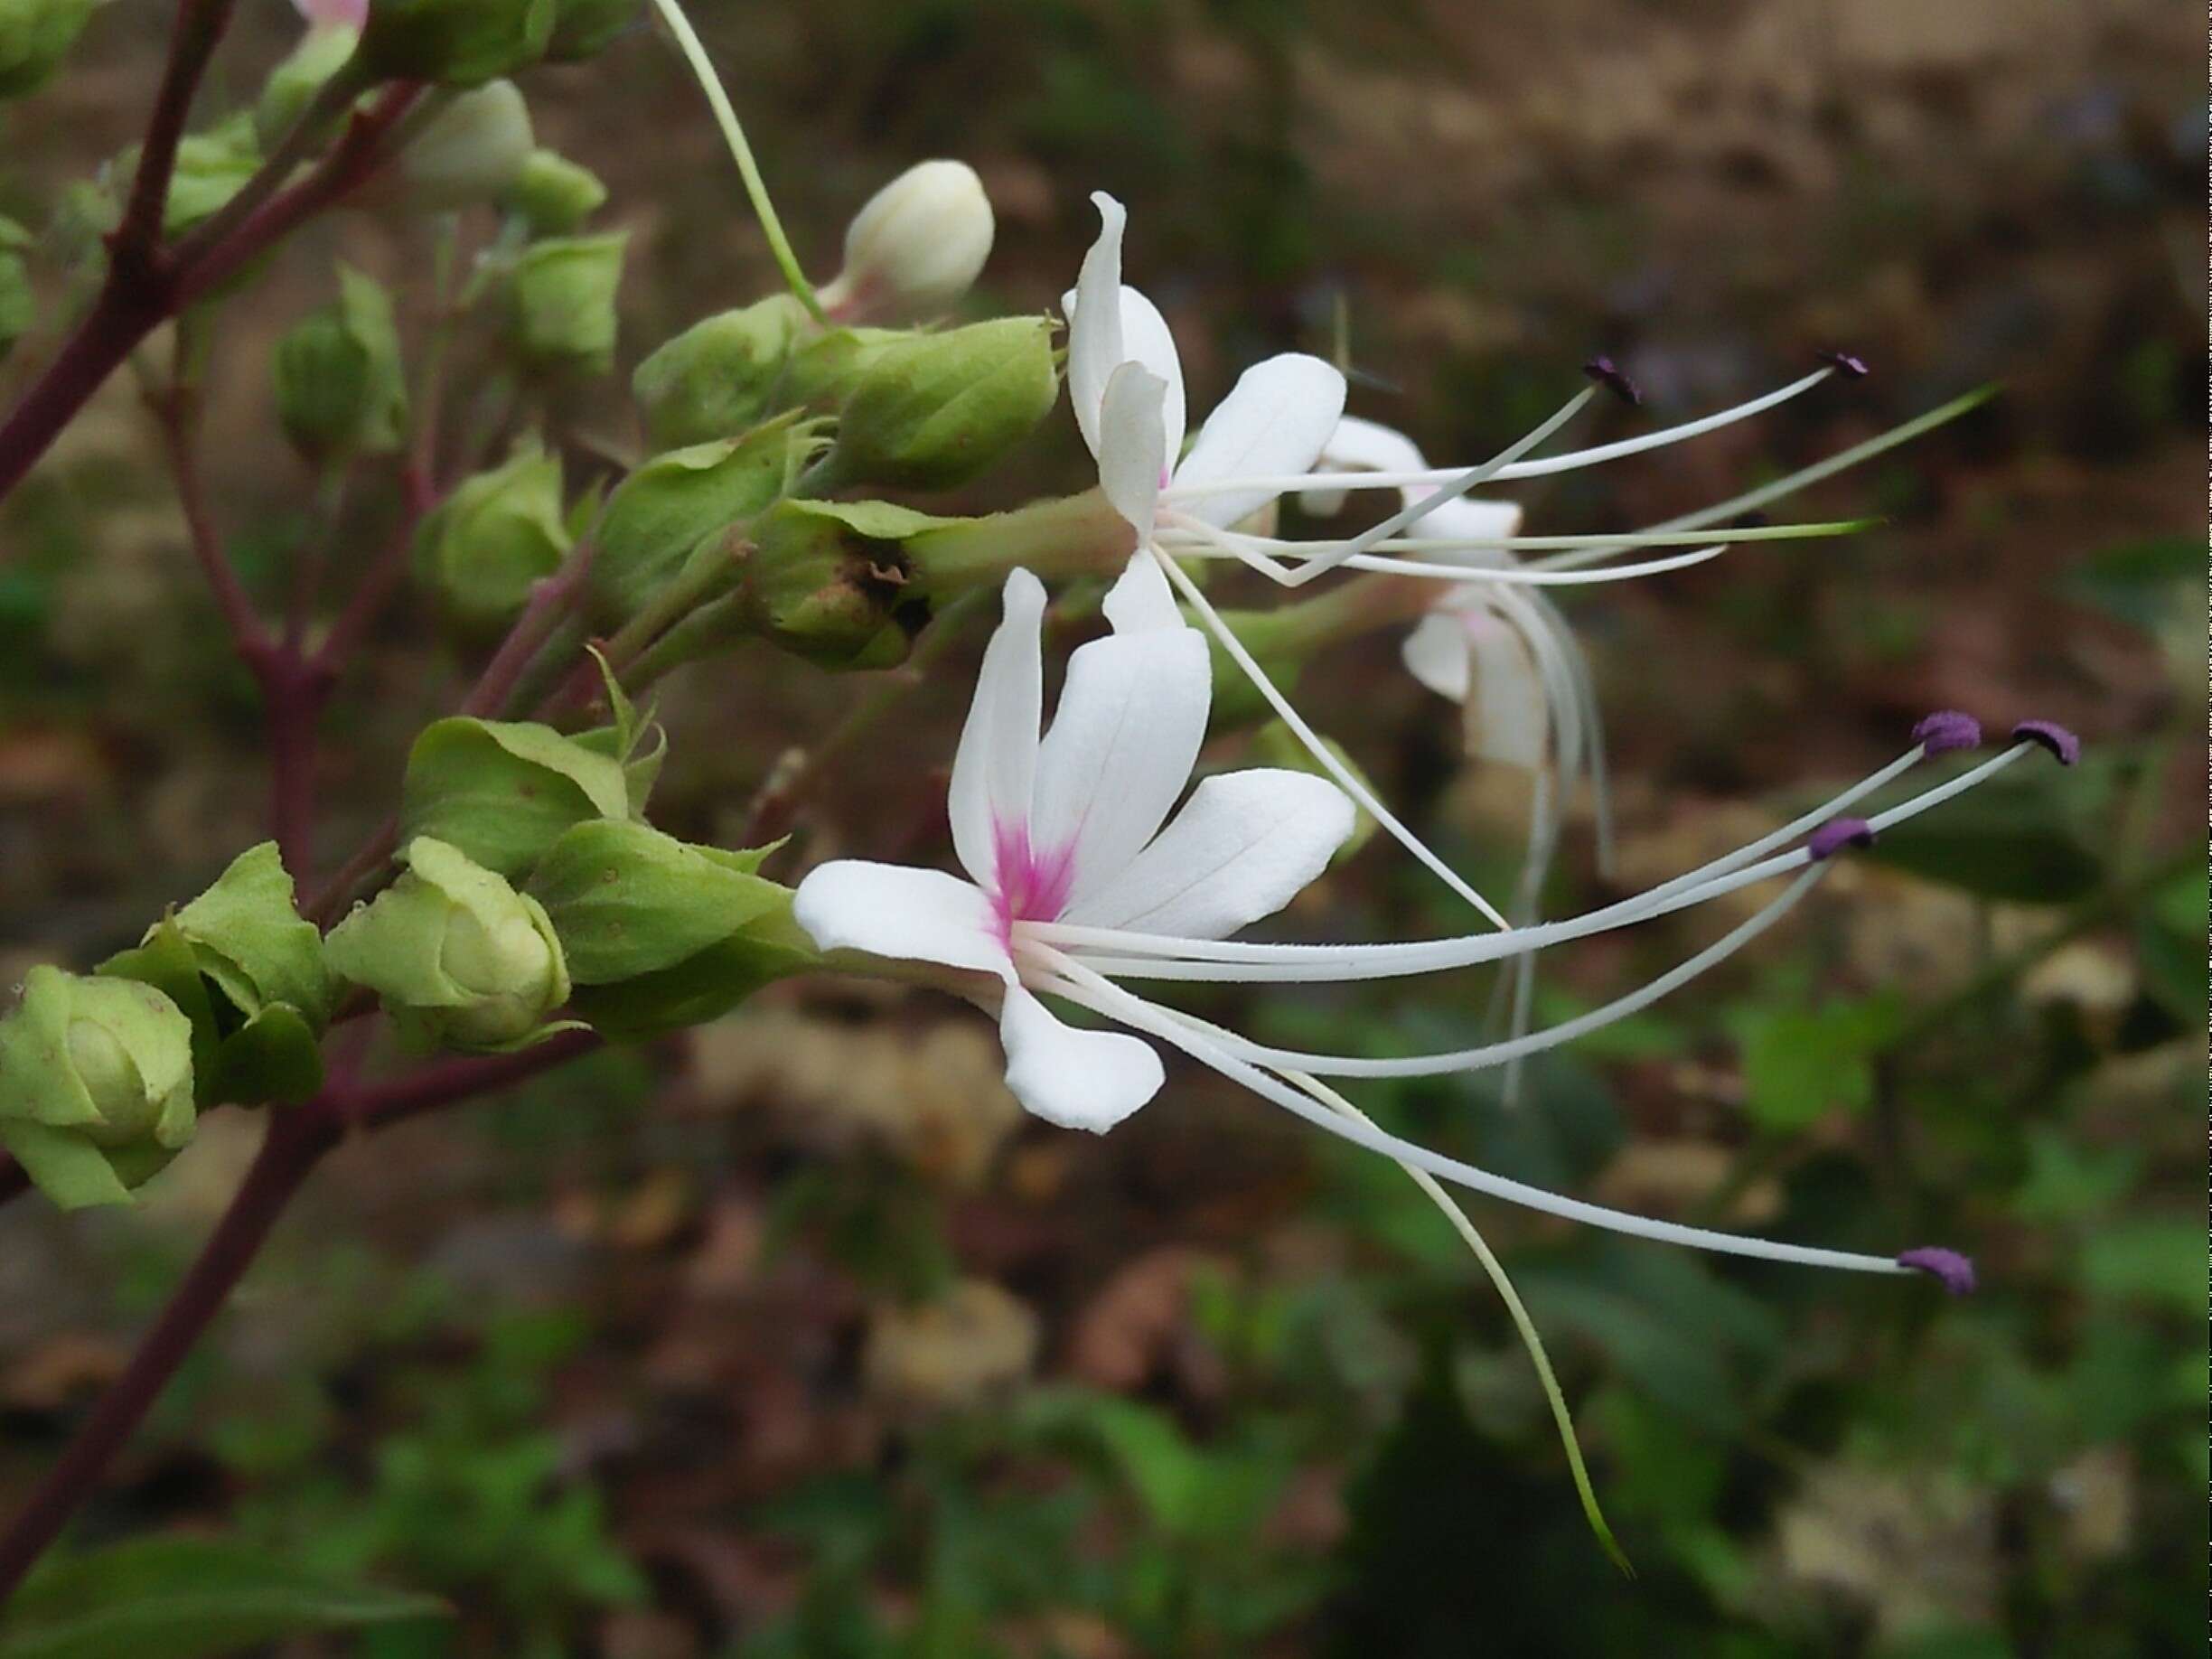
[989, 820, 1076, 945]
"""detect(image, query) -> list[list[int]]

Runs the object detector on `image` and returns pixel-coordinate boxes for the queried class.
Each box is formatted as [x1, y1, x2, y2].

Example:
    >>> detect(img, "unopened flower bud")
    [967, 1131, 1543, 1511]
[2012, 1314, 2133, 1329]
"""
[256, 21, 362, 152]
[817, 315, 1057, 492]
[401, 79, 533, 211]
[156, 115, 263, 238]
[819, 160, 994, 324]
[546, 0, 638, 61]
[0, 0, 99, 100]
[413, 438, 572, 630]
[275, 264, 408, 466]
[589, 413, 829, 623]
[507, 230, 626, 376]
[0, 968, 196, 1209]
[167, 842, 339, 1030]
[0, 216, 31, 362]
[503, 146, 606, 236]
[357, 0, 554, 87]
[631, 295, 811, 451]
[324, 838, 572, 1053]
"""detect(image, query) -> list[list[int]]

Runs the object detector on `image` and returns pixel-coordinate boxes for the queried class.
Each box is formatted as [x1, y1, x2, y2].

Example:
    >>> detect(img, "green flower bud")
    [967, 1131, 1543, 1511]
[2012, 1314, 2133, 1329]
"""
[323, 838, 572, 1053]
[0, 968, 196, 1209]
[815, 315, 1056, 492]
[546, 0, 638, 61]
[588, 412, 827, 623]
[357, 0, 553, 87]
[818, 160, 994, 325]
[503, 147, 606, 236]
[631, 295, 810, 450]
[275, 264, 408, 467]
[507, 230, 626, 377]
[530, 822, 815, 1037]
[153, 113, 262, 239]
[400, 79, 533, 211]
[713, 497, 942, 670]
[413, 438, 571, 631]
[0, 0, 98, 100]
[255, 21, 361, 152]
[167, 842, 339, 1030]
[779, 322, 903, 409]
[0, 216, 31, 362]
[400, 716, 641, 881]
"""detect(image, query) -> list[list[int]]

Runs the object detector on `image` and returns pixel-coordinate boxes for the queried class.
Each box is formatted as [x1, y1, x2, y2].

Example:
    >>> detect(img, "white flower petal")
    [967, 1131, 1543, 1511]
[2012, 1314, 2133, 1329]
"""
[1463, 608, 1550, 770]
[1031, 603, 1210, 904]
[1115, 287, 1186, 467]
[1061, 769, 1354, 940]
[1299, 414, 1429, 516]
[998, 984, 1164, 1131]
[948, 569, 1045, 888]
[793, 860, 1013, 979]
[1100, 550, 1181, 633]
[1400, 611, 1473, 702]
[1172, 353, 1346, 529]
[1096, 363, 1168, 542]
[1065, 192, 1128, 455]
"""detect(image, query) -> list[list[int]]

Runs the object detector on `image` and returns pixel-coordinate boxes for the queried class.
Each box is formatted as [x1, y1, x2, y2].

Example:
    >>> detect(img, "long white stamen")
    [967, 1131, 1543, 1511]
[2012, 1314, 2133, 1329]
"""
[1159, 520, 1876, 556]
[1073, 867, 1823, 1079]
[1035, 959, 1909, 1275]
[1026, 745, 2032, 980]
[1276, 388, 1598, 585]
[1164, 535, 1736, 586]
[1160, 369, 1836, 504]
[1150, 544, 1514, 930]
[1535, 386, 1996, 575]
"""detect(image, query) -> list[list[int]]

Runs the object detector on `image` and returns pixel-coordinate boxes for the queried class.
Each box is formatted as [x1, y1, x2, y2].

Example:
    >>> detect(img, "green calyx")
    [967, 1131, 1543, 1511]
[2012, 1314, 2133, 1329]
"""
[275, 263, 408, 467]
[400, 79, 534, 211]
[0, 968, 196, 1209]
[811, 315, 1058, 492]
[503, 147, 607, 237]
[507, 230, 628, 377]
[399, 713, 656, 883]
[356, 0, 554, 87]
[632, 295, 812, 451]
[324, 838, 573, 1054]
[413, 437, 571, 631]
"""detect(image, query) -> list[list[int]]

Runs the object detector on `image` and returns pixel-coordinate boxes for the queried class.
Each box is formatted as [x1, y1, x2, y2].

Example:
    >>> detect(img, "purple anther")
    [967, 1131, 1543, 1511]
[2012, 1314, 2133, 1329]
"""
[2010, 719, 2080, 766]
[1897, 1247, 1977, 1296]
[1805, 816, 1877, 861]
[1818, 349, 1870, 378]
[1910, 710, 1982, 755]
[1582, 355, 1642, 406]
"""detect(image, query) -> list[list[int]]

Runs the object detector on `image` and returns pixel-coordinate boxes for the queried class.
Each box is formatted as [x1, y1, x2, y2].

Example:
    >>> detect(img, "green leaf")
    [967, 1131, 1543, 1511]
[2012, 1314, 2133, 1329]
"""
[1864, 773, 2102, 903]
[2137, 865, 2207, 1019]
[0, 1537, 447, 1659]
[2077, 1216, 2206, 1312]
[526, 820, 790, 984]
[399, 717, 633, 880]
[1729, 992, 1903, 1131]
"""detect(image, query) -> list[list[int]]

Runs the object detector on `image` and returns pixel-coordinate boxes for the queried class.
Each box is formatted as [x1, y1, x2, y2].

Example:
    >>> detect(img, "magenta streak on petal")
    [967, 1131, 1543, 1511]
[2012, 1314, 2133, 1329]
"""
[989, 820, 1078, 948]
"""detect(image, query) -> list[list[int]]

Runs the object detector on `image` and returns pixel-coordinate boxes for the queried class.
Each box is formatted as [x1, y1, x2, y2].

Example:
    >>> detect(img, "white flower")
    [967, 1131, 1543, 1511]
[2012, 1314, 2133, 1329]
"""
[820, 159, 996, 324]
[794, 562, 2052, 1286]
[795, 555, 1354, 1133]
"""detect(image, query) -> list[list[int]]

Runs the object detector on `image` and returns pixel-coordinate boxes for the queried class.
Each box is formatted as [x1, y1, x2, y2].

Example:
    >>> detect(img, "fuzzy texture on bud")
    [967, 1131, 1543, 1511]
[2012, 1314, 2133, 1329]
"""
[588, 413, 828, 623]
[323, 838, 573, 1053]
[503, 147, 606, 236]
[820, 160, 994, 324]
[413, 438, 572, 630]
[507, 230, 627, 376]
[546, 0, 639, 61]
[0, 968, 197, 1209]
[400, 79, 534, 211]
[0, 0, 100, 99]
[357, 0, 554, 86]
[631, 295, 811, 451]
[817, 315, 1057, 492]
[275, 264, 408, 465]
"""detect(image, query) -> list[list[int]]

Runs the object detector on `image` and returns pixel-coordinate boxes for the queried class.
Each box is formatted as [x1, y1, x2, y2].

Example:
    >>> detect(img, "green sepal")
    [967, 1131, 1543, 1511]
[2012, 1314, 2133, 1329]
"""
[412, 437, 570, 632]
[169, 842, 338, 1029]
[97, 915, 223, 1091]
[398, 717, 633, 880]
[203, 1003, 326, 1108]
[726, 496, 950, 670]
[566, 904, 817, 1040]
[587, 412, 829, 623]
[821, 314, 1059, 491]
[631, 295, 811, 450]
[526, 820, 789, 984]
[357, 0, 554, 86]
[506, 230, 627, 376]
